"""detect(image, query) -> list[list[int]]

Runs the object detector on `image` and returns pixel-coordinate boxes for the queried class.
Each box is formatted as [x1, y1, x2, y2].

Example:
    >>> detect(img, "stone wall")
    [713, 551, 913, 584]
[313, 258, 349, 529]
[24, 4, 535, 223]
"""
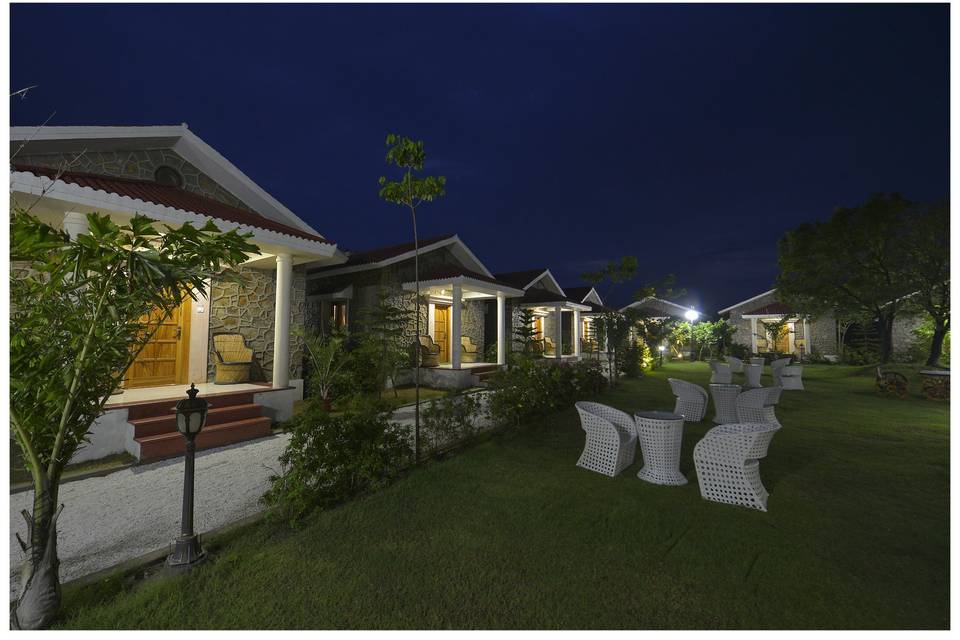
[723, 289, 839, 356]
[892, 313, 925, 360]
[17, 149, 251, 212]
[207, 265, 307, 383]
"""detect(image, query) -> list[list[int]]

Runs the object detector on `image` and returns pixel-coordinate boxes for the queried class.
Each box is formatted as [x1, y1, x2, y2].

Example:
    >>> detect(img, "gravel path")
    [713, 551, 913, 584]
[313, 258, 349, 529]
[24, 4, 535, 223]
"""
[9, 433, 290, 600]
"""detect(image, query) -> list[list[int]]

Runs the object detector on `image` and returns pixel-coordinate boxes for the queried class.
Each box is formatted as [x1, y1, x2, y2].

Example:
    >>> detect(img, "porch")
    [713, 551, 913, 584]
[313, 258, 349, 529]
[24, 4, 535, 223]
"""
[519, 290, 593, 360]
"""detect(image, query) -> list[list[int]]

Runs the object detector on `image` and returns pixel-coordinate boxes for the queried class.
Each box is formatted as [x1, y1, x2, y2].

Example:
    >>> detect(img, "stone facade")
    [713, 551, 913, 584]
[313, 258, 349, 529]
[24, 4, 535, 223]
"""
[207, 265, 307, 382]
[17, 149, 252, 212]
[723, 289, 839, 356]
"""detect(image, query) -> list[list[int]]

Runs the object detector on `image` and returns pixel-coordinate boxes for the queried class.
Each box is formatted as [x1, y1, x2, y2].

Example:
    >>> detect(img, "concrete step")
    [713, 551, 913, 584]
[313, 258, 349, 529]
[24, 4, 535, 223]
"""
[131, 403, 264, 438]
[121, 389, 262, 421]
[136, 417, 273, 463]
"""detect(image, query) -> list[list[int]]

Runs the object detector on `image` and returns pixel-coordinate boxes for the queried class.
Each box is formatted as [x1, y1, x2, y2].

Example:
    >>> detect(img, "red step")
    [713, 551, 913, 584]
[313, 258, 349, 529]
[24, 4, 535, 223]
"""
[132, 403, 264, 438]
[136, 417, 273, 462]
[121, 389, 263, 421]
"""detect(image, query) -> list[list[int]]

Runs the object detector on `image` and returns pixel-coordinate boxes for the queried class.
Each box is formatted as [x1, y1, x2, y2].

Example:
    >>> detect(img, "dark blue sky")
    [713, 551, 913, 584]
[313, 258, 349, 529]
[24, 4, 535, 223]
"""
[11, 4, 949, 313]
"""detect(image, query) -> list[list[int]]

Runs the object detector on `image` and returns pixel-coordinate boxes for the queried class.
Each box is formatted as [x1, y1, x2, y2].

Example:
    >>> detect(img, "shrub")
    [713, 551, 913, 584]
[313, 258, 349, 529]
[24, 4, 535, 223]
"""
[729, 342, 750, 359]
[486, 358, 604, 427]
[842, 345, 879, 366]
[621, 342, 642, 378]
[421, 392, 481, 454]
[910, 318, 951, 366]
[262, 404, 411, 526]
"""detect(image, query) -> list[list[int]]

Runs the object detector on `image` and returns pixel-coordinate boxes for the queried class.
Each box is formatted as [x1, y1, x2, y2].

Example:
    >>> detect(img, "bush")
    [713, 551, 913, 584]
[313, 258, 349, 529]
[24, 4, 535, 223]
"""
[486, 357, 605, 427]
[729, 342, 750, 359]
[421, 392, 481, 454]
[910, 318, 951, 366]
[842, 345, 879, 366]
[262, 404, 411, 526]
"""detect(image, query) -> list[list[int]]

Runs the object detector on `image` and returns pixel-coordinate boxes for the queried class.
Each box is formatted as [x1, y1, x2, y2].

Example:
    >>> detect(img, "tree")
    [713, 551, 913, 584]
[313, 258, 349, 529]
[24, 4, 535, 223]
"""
[298, 328, 352, 411]
[513, 306, 540, 355]
[10, 210, 255, 628]
[899, 200, 949, 366]
[378, 134, 446, 461]
[633, 312, 677, 368]
[778, 194, 916, 363]
[354, 286, 411, 398]
[582, 255, 638, 301]
[764, 317, 791, 357]
[582, 256, 639, 383]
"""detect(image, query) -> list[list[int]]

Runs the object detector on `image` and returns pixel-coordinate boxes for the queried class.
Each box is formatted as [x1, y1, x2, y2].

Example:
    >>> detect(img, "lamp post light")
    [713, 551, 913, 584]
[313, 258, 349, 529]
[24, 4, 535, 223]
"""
[684, 309, 700, 360]
[657, 344, 665, 367]
[167, 383, 209, 570]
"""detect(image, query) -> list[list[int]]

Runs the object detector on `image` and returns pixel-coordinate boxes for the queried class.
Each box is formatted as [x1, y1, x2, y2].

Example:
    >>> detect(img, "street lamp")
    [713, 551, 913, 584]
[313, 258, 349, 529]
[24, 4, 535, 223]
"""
[657, 344, 665, 367]
[683, 309, 699, 360]
[167, 383, 209, 570]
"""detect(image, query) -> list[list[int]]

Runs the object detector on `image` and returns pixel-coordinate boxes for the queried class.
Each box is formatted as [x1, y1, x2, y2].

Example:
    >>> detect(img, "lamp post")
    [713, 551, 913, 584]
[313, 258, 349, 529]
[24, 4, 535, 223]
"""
[167, 383, 209, 569]
[657, 344, 665, 367]
[684, 309, 700, 360]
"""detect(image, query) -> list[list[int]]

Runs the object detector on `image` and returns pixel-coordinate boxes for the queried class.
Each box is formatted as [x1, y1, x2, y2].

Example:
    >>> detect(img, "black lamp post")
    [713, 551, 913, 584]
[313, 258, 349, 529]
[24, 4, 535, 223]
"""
[658, 345, 665, 368]
[167, 383, 209, 569]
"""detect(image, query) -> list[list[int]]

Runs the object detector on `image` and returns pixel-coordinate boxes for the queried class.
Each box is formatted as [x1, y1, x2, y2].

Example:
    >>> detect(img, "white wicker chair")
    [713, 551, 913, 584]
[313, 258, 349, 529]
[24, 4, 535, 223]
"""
[749, 357, 765, 366]
[668, 378, 708, 422]
[575, 402, 637, 477]
[725, 356, 744, 373]
[634, 411, 688, 485]
[693, 422, 781, 511]
[709, 361, 732, 384]
[770, 357, 792, 386]
[709, 383, 741, 424]
[781, 365, 804, 390]
[744, 363, 763, 389]
[736, 387, 783, 427]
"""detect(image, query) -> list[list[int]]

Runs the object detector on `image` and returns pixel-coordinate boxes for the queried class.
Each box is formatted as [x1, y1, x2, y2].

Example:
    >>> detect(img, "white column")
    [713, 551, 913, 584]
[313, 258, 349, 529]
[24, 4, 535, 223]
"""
[63, 211, 89, 240]
[272, 253, 293, 388]
[554, 304, 563, 359]
[427, 303, 436, 340]
[451, 283, 462, 370]
[496, 293, 506, 365]
[750, 317, 758, 354]
[573, 309, 581, 358]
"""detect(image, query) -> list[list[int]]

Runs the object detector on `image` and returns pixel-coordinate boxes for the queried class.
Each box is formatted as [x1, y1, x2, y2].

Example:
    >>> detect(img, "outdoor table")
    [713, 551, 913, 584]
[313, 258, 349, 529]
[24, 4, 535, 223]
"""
[633, 411, 687, 486]
[919, 369, 950, 401]
[744, 363, 763, 389]
[709, 383, 742, 424]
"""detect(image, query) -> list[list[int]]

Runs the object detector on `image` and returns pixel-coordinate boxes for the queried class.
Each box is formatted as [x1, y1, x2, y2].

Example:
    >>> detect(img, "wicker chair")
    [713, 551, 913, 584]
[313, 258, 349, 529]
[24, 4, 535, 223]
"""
[749, 357, 766, 366]
[574, 401, 637, 477]
[413, 335, 441, 367]
[876, 367, 908, 399]
[693, 422, 781, 511]
[744, 363, 763, 388]
[667, 378, 708, 422]
[780, 365, 804, 390]
[770, 357, 792, 386]
[725, 355, 744, 373]
[213, 333, 254, 384]
[544, 336, 556, 356]
[461, 336, 480, 363]
[709, 383, 741, 424]
[709, 361, 733, 384]
[736, 387, 783, 427]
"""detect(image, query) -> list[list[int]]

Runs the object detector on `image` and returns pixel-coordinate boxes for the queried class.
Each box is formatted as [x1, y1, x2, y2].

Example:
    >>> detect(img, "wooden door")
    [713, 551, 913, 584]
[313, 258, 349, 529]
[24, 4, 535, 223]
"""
[127, 298, 191, 388]
[434, 305, 450, 363]
[534, 316, 544, 341]
[776, 324, 791, 354]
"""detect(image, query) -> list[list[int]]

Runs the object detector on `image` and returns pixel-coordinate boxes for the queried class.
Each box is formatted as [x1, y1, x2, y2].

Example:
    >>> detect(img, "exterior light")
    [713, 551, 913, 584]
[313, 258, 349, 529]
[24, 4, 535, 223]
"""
[167, 384, 209, 570]
[657, 344, 665, 367]
[684, 309, 700, 322]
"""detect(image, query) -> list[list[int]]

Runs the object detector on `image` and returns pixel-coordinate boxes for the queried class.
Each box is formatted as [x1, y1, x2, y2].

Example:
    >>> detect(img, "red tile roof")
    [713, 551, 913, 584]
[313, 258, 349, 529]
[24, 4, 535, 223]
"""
[494, 268, 549, 290]
[12, 164, 330, 245]
[743, 302, 794, 316]
[416, 266, 522, 291]
[312, 234, 456, 270]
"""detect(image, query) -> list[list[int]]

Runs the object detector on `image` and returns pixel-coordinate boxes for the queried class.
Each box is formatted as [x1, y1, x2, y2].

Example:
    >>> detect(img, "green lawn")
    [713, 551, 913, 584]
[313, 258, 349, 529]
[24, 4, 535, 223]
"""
[58, 363, 949, 629]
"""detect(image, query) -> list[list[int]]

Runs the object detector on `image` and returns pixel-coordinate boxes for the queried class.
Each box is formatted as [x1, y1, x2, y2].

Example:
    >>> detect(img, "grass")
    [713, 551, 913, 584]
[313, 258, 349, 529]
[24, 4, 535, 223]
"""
[56, 363, 948, 629]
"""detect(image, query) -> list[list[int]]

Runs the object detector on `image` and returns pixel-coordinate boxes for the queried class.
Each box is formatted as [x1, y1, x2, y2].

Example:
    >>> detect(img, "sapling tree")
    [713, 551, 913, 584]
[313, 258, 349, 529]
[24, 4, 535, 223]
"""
[378, 134, 446, 461]
[10, 210, 256, 628]
[513, 306, 540, 355]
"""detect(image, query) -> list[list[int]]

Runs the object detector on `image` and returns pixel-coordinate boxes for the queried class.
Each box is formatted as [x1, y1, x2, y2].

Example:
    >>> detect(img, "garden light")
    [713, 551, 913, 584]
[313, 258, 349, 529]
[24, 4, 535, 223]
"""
[167, 384, 209, 569]
[684, 309, 700, 322]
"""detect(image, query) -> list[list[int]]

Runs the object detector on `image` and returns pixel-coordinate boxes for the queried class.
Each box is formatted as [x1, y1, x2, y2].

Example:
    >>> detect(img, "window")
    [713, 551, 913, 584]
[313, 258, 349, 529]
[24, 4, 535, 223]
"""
[154, 165, 183, 187]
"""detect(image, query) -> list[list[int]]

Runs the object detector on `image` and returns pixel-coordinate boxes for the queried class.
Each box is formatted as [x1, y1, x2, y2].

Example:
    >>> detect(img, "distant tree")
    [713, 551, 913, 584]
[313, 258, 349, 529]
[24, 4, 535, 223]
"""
[898, 200, 949, 366]
[354, 287, 410, 399]
[778, 194, 916, 363]
[378, 134, 446, 460]
[582, 256, 638, 381]
[763, 317, 791, 358]
[582, 255, 638, 301]
[634, 273, 686, 303]
[513, 307, 540, 355]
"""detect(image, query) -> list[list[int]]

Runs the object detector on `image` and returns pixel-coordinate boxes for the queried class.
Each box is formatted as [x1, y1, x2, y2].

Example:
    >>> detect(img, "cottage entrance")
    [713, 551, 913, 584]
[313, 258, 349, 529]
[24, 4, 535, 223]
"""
[126, 297, 191, 388]
[434, 305, 451, 363]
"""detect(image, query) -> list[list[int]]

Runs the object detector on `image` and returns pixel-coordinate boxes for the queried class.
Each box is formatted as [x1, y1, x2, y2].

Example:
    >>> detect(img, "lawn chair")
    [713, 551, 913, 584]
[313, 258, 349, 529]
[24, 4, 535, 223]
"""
[413, 335, 441, 367]
[574, 401, 637, 477]
[693, 422, 781, 511]
[710, 361, 733, 384]
[770, 357, 792, 386]
[461, 336, 480, 363]
[725, 355, 744, 373]
[780, 365, 804, 390]
[668, 378, 708, 422]
[213, 333, 254, 384]
[736, 387, 782, 427]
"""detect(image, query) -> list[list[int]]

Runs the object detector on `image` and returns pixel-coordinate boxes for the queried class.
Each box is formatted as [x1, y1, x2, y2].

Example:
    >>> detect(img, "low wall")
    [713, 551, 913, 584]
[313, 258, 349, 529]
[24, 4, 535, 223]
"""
[70, 409, 136, 464]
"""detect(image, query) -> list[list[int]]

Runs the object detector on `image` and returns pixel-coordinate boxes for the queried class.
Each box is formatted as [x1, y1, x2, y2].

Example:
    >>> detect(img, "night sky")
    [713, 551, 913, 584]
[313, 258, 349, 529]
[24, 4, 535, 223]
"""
[10, 4, 949, 313]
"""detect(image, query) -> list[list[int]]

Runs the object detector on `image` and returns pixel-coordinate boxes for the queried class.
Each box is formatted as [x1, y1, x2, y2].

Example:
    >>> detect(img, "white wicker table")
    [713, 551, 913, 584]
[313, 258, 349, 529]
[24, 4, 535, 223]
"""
[633, 411, 687, 486]
[744, 363, 763, 388]
[709, 383, 741, 424]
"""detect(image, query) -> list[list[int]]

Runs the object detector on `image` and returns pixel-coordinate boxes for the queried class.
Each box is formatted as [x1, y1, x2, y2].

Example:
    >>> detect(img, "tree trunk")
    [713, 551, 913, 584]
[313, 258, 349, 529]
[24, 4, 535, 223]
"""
[12, 494, 63, 630]
[877, 313, 895, 364]
[926, 318, 949, 367]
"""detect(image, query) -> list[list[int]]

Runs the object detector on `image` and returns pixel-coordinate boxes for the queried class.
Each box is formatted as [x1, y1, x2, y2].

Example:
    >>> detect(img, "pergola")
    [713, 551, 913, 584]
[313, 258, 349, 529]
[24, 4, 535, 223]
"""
[403, 268, 524, 369]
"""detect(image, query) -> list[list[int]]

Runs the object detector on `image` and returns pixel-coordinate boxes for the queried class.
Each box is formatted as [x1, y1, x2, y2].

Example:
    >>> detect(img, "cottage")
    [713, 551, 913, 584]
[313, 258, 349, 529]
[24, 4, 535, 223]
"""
[10, 124, 344, 461]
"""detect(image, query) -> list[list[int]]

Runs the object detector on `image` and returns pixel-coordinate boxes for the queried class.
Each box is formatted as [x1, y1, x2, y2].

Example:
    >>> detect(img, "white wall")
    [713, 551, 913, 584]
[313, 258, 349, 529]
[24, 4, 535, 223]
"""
[70, 408, 136, 464]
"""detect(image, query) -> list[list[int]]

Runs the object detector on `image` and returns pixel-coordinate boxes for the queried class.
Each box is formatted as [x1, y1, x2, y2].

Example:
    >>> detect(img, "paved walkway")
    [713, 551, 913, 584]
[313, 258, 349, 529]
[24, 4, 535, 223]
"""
[9, 434, 290, 600]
